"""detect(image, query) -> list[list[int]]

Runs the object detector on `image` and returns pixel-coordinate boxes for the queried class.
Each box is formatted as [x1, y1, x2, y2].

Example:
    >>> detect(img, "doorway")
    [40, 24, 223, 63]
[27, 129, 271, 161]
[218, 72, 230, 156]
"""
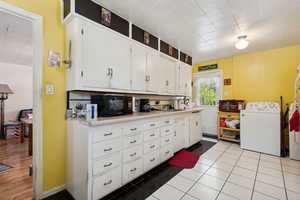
[194, 70, 223, 136]
[0, 2, 43, 199]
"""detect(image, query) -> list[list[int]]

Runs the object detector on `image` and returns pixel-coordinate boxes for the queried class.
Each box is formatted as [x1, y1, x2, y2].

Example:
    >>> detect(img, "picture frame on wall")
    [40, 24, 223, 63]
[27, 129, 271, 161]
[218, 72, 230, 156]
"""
[101, 8, 111, 26]
[144, 32, 150, 45]
[168, 46, 173, 56]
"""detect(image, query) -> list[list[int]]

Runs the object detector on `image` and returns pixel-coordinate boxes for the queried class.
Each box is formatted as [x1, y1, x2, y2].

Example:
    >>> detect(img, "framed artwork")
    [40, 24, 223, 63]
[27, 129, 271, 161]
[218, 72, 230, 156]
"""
[224, 78, 232, 85]
[144, 32, 150, 45]
[168, 46, 173, 56]
[101, 8, 111, 26]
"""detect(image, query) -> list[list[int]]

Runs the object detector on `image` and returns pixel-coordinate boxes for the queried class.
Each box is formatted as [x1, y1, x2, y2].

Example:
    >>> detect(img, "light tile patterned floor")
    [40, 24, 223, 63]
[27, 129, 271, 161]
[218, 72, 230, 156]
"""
[147, 140, 300, 200]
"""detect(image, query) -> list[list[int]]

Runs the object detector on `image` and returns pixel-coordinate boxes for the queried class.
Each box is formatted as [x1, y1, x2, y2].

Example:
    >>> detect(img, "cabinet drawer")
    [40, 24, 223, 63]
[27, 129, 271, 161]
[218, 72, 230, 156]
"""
[144, 139, 160, 154]
[93, 152, 121, 176]
[122, 158, 143, 184]
[160, 126, 174, 137]
[93, 138, 122, 159]
[160, 135, 173, 146]
[160, 145, 174, 162]
[143, 151, 160, 172]
[144, 121, 159, 130]
[143, 129, 160, 142]
[93, 167, 122, 200]
[123, 124, 143, 136]
[123, 134, 142, 148]
[92, 127, 122, 143]
[123, 145, 143, 163]
[161, 119, 175, 126]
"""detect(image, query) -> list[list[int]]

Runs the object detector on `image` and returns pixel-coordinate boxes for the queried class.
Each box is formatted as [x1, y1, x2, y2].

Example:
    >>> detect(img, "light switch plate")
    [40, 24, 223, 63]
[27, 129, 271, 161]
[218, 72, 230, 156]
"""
[46, 84, 55, 95]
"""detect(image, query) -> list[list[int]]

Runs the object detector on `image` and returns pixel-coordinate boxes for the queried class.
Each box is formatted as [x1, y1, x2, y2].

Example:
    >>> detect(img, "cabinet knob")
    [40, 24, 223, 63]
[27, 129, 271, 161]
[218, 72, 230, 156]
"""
[104, 180, 112, 186]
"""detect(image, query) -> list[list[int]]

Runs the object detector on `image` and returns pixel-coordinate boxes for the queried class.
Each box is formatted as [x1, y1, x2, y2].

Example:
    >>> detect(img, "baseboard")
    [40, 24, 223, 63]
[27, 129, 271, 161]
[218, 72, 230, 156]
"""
[39, 184, 66, 199]
[203, 133, 218, 139]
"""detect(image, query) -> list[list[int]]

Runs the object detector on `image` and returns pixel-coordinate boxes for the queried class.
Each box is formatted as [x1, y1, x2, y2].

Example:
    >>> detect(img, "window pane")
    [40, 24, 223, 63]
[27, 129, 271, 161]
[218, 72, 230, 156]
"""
[196, 75, 220, 107]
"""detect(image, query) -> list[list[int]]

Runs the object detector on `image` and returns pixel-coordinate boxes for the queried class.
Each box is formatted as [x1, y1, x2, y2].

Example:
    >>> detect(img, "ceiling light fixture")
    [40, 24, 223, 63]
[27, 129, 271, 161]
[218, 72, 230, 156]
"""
[235, 35, 249, 50]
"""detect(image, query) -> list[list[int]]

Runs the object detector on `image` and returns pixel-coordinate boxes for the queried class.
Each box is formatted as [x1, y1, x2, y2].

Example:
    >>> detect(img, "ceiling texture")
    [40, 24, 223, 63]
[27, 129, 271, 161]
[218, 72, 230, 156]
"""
[0, 11, 33, 66]
[93, 0, 300, 63]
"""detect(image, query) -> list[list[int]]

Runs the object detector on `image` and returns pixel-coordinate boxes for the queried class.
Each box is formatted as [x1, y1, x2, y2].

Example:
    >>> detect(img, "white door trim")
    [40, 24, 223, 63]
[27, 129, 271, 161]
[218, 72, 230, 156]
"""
[0, 1, 44, 199]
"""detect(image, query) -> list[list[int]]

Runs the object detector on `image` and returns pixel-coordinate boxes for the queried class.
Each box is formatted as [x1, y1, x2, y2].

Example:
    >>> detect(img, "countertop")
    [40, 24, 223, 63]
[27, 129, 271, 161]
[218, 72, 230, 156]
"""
[81, 108, 203, 126]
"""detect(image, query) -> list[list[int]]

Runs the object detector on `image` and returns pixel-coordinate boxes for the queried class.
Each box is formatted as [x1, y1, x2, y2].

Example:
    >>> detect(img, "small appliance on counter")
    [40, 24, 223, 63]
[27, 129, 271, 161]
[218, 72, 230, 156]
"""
[139, 99, 151, 112]
[219, 100, 245, 113]
[91, 95, 133, 117]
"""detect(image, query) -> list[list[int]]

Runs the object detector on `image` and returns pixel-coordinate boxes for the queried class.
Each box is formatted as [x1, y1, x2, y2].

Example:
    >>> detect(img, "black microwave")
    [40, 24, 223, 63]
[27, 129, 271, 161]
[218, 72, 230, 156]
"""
[91, 95, 133, 117]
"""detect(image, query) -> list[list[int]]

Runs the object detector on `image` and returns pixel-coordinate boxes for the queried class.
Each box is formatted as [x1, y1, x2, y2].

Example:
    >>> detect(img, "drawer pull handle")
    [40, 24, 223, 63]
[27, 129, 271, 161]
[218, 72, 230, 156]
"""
[150, 134, 155, 137]
[104, 132, 113, 136]
[165, 139, 170, 143]
[150, 158, 155, 162]
[104, 162, 112, 168]
[150, 145, 155, 149]
[130, 168, 137, 172]
[165, 151, 170, 154]
[165, 121, 170, 124]
[150, 124, 155, 127]
[130, 140, 137, 144]
[104, 148, 112, 152]
[104, 180, 112, 186]
[130, 152, 137, 157]
[130, 128, 137, 131]
[165, 129, 170, 133]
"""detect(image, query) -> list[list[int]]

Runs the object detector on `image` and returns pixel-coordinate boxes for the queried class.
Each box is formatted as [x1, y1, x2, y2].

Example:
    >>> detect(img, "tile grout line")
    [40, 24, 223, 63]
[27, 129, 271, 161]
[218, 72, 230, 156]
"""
[179, 143, 233, 200]
[249, 152, 261, 200]
[214, 145, 244, 200]
[280, 158, 289, 200]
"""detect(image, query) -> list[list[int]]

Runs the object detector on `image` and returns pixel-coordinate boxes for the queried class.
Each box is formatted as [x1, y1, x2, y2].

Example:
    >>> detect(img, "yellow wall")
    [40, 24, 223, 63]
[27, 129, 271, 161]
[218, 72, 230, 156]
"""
[2, 0, 67, 191]
[193, 45, 300, 109]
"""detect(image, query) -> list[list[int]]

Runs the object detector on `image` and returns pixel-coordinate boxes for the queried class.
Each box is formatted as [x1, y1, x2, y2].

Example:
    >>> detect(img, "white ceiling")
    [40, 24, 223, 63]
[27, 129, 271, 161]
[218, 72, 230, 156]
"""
[0, 11, 33, 66]
[93, 0, 300, 63]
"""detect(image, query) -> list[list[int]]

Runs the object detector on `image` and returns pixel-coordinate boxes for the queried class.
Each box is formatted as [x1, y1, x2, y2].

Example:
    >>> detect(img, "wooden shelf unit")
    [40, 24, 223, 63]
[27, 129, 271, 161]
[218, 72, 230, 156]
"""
[218, 112, 241, 143]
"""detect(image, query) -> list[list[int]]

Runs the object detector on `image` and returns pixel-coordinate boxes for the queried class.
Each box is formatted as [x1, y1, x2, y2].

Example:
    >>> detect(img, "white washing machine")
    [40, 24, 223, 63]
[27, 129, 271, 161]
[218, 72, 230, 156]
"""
[241, 102, 281, 156]
[289, 103, 300, 160]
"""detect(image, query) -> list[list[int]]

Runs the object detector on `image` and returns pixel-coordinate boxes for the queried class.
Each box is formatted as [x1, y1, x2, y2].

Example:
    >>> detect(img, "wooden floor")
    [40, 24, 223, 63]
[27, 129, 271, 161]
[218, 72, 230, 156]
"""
[0, 137, 32, 200]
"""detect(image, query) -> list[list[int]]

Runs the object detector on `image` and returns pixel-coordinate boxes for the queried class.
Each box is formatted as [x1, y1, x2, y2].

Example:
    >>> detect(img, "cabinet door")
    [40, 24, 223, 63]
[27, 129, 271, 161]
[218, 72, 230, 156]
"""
[189, 114, 202, 146]
[181, 64, 192, 97]
[174, 120, 186, 152]
[147, 52, 163, 93]
[109, 34, 131, 90]
[131, 43, 147, 91]
[167, 61, 177, 94]
[82, 23, 111, 89]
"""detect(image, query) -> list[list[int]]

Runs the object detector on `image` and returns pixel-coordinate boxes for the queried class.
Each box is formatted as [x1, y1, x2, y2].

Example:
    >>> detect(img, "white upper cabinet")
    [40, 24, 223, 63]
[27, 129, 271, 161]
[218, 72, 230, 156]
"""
[108, 34, 131, 90]
[179, 62, 192, 97]
[82, 22, 112, 89]
[65, 17, 192, 96]
[131, 43, 147, 91]
[146, 51, 163, 93]
[159, 55, 177, 94]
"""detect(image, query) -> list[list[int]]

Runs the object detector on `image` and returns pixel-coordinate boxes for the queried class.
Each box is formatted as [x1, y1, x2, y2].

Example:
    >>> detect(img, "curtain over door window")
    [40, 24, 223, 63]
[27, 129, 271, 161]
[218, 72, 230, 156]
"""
[194, 70, 222, 135]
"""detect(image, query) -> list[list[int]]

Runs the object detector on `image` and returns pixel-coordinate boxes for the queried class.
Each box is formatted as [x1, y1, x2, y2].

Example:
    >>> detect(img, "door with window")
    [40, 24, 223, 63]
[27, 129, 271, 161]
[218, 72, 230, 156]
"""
[194, 71, 222, 136]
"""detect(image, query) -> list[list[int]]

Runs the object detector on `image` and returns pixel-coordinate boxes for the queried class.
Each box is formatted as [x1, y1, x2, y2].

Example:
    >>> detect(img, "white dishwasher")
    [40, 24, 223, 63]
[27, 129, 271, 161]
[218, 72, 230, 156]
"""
[241, 102, 281, 156]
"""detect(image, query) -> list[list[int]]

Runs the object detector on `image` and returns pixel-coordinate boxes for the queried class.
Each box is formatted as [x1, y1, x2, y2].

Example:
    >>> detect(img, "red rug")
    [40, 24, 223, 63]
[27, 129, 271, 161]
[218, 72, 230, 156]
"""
[169, 150, 200, 169]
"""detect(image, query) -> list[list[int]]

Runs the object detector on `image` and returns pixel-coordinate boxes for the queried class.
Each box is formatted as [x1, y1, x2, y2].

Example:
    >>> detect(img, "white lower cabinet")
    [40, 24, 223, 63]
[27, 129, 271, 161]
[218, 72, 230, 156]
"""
[93, 167, 122, 200]
[123, 145, 143, 163]
[93, 152, 121, 176]
[160, 144, 174, 162]
[144, 151, 160, 172]
[122, 158, 143, 184]
[67, 111, 202, 200]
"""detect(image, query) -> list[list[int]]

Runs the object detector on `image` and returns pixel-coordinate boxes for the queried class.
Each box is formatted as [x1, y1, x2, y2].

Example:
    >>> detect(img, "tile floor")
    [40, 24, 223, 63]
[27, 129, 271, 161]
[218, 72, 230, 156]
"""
[148, 140, 300, 200]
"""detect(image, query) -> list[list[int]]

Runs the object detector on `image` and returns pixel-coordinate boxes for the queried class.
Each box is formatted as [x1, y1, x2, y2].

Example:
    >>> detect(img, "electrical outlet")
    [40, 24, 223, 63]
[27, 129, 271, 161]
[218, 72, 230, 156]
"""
[46, 84, 55, 95]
